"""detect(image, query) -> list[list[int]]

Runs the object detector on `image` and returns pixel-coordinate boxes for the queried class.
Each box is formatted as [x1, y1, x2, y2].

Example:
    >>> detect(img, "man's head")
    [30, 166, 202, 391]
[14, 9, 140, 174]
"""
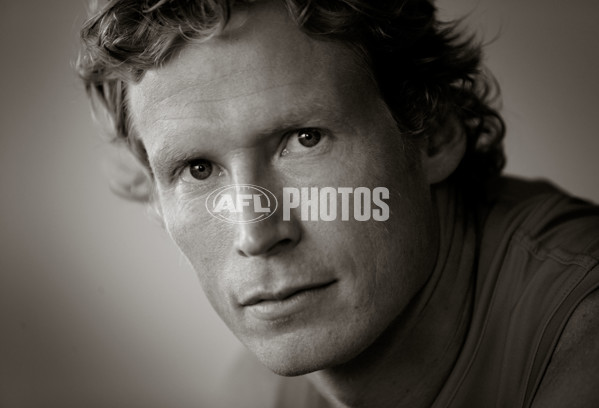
[79, 0, 504, 375]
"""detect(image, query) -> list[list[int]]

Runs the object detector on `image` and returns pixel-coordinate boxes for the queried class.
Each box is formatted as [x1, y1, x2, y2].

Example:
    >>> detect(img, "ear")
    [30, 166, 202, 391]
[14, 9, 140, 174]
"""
[103, 148, 154, 201]
[420, 119, 466, 185]
[146, 195, 166, 228]
[104, 151, 166, 227]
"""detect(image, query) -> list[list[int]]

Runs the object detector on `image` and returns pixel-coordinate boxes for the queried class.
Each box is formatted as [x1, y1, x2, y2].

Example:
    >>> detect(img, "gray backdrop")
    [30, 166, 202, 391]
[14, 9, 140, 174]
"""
[1, 0, 597, 407]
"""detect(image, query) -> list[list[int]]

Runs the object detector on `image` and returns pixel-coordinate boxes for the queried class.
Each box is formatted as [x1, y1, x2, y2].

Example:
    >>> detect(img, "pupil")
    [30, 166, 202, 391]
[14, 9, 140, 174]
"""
[298, 129, 321, 147]
[189, 160, 212, 180]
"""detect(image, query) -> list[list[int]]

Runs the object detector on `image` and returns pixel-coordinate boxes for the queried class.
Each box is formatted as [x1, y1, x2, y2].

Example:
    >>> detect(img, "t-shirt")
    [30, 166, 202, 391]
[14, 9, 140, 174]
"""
[432, 177, 599, 407]
[226, 177, 599, 408]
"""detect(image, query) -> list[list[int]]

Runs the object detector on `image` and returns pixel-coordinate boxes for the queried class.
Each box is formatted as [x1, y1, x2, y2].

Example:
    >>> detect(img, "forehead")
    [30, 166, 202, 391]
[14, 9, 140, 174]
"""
[127, 1, 377, 160]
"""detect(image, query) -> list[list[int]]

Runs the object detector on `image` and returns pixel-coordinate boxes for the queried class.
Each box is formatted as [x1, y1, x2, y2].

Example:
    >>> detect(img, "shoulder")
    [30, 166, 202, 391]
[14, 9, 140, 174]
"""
[532, 285, 599, 407]
[474, 176, 599, 405]
[479, 176, 599, 260]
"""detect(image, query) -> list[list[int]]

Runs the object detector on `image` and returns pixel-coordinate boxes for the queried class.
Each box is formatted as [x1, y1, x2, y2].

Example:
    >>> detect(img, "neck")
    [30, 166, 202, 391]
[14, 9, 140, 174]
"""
[307, 183, 476, 408]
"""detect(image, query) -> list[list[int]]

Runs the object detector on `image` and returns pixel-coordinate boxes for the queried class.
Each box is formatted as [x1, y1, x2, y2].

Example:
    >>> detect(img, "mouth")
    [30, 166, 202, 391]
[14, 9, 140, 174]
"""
[240, 280, 336, 306]
[240, 280, 337, 321]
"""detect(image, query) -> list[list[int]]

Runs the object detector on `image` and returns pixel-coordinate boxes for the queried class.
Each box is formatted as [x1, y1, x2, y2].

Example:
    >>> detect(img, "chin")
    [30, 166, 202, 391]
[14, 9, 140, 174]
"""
[245, 326, 376, 377]
[265, 361, 321, 377]
[257, 352, 343, 378]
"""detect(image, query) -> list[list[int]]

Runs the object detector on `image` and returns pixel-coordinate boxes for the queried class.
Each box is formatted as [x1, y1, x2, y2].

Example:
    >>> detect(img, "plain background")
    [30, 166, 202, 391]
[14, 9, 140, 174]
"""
[0, 1, 597, 407]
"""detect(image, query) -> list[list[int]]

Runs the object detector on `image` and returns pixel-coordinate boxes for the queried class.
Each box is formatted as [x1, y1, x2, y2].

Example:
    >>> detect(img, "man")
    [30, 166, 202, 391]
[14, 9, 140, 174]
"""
[78, 0, 599, 407]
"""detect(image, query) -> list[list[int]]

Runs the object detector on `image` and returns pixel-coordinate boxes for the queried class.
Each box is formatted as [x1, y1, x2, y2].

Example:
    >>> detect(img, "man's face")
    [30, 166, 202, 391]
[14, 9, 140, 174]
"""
[129, 2, 438, 375]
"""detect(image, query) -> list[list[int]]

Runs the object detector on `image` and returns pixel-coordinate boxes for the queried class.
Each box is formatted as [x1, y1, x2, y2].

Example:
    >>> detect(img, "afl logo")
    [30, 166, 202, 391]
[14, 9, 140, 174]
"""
[205, 184, 278, 224]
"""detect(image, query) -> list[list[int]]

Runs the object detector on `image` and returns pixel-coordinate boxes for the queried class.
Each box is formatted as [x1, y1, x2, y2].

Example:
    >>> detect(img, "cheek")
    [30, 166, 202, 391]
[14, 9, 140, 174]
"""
[317, 172, 433, 311]
[160, 194, 233, 290]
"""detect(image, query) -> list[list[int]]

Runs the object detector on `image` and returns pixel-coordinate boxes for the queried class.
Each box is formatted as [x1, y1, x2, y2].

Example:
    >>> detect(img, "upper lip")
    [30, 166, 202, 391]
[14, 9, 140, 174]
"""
[240, 280, 336, 306]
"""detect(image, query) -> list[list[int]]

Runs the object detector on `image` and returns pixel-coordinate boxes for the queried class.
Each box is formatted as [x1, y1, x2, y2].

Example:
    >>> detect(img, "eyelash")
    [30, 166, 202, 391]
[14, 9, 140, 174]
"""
[281, 127, 329, 156]
[177, 158, 220, 184]
[171, 127, 330, 183]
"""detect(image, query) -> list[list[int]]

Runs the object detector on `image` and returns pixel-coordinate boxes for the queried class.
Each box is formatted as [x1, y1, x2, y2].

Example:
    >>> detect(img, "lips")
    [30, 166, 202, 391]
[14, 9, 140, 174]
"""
[240, 280, 336, 307]
[239, 279, 337, 322]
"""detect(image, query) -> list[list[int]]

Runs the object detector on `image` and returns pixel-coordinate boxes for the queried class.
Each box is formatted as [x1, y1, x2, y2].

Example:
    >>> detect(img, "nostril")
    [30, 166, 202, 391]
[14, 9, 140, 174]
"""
[237, 237, 295, 258]
[277, 238, 294, 248]
[237, 248, 250, 257]
[269, 239, 297, 257]
[234, 217, 302, 258]
[264, 238, 295, 255]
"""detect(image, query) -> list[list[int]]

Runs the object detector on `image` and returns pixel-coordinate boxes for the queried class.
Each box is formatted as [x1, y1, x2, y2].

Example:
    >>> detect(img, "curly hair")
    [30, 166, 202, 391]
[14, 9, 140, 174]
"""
[78, 0, 505, 201]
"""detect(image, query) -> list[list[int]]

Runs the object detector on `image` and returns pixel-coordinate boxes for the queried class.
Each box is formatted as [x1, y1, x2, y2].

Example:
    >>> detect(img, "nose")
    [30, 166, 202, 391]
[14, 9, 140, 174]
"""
[228, 154, 302, 257]
[234, 209, 302, 257]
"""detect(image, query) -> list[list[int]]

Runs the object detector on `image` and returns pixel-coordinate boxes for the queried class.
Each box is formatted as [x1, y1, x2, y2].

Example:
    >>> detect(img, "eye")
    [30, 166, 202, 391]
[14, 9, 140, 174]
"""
[297, 128, 321, 148]
[186, 159, 213, 181]
[282, 128, 327, 157]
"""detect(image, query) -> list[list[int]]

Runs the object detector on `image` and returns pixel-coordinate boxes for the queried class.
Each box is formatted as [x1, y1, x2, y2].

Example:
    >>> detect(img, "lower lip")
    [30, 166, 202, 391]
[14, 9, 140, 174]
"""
[245, 283, 335, 322]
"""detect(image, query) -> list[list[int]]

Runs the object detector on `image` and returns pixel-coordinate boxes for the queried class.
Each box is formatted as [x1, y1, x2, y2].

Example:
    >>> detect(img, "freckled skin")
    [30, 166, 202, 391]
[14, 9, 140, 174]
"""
[128, 1, 438, 379]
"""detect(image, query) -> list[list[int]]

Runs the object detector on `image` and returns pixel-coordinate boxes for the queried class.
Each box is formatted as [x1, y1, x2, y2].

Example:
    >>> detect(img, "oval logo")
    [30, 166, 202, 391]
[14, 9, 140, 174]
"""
[205, 184, 278, 224]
